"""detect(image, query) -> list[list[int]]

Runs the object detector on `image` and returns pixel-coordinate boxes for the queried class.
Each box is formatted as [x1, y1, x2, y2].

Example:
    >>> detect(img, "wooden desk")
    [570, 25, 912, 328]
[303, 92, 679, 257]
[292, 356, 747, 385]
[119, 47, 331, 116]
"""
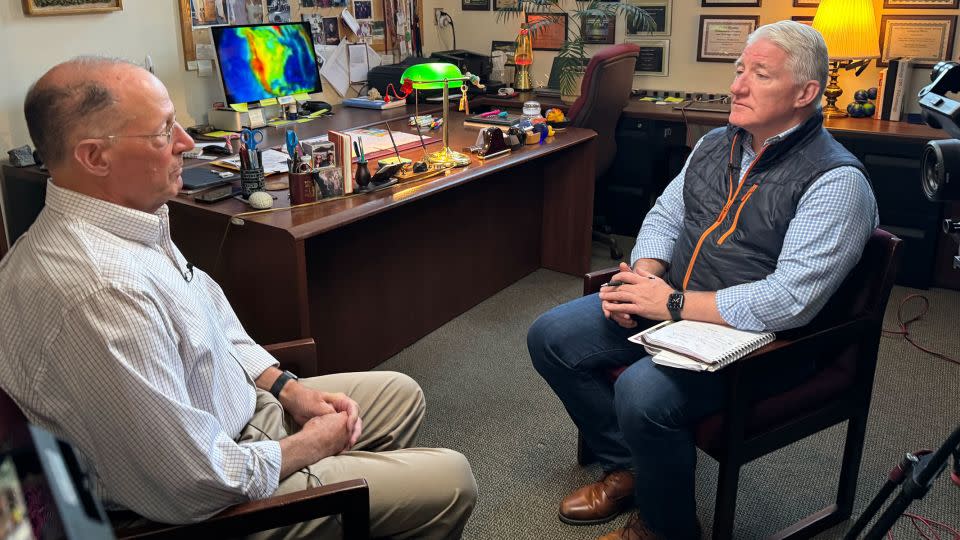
[1, 104, 597, 375]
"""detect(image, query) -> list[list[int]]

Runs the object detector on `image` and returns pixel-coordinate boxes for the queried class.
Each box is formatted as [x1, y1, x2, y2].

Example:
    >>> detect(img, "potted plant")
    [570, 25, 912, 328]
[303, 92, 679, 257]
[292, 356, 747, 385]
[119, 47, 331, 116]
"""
[495, 0, 654, 97]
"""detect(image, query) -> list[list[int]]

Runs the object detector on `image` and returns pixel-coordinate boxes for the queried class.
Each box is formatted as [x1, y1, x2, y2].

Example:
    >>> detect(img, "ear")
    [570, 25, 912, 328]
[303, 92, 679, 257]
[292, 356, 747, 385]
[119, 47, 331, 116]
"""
[795, 80, 821, 109]
[72, 139, 111, 177]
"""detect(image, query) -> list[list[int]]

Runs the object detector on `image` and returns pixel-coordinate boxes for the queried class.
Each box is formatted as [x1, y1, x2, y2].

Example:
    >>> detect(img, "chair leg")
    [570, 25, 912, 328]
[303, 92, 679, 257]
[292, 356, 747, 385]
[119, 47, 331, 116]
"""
[712, 460, 741, 540]
[577, 430, 597, 466]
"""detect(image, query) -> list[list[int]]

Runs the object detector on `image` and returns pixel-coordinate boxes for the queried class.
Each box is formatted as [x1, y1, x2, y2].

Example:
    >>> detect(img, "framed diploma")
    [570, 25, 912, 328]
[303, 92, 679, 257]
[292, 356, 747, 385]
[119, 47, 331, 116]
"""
[792, 0, 819, 6]
[701, 0, 760, 5]
[697, 15, 758, 63]
[625, 0, 671, 36]
[629, 38, 669, 76]
[791, 16, 813, 26]
[526, 13, 568, 51]
[883, 0, 958, 8]
[879, 15, 957, 67]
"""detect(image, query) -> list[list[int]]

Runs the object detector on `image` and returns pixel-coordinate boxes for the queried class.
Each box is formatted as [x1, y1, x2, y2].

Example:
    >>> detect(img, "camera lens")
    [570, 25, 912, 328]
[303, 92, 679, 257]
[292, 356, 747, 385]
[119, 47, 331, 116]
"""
[921, 139, 960, 201]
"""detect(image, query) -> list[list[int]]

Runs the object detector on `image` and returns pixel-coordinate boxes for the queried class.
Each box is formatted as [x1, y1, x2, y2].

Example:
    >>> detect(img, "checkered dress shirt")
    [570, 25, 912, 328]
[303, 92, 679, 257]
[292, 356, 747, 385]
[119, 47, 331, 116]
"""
[631, 123, 879, 332]
[0, 182, 281, 523]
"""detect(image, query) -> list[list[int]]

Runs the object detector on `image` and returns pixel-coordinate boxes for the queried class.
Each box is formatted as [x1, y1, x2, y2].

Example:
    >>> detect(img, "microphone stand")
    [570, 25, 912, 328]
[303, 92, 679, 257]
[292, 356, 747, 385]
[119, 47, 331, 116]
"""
[844, 424, 960, 539]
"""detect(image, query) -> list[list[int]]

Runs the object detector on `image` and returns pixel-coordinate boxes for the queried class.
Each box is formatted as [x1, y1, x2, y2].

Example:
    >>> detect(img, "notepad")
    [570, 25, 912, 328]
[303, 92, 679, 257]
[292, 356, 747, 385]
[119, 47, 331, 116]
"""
[629, 320, 775, 372]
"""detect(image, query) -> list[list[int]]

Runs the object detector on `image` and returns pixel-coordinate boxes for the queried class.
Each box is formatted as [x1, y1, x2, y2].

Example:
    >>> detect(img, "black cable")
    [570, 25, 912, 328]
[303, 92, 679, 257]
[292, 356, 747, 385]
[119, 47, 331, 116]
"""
[245, 401, 324, 488]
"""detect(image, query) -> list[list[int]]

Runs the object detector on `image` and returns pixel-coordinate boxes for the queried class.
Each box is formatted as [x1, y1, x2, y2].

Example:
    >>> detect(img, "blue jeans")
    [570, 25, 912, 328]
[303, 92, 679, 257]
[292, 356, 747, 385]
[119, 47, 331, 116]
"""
[528, 294, 814, 539]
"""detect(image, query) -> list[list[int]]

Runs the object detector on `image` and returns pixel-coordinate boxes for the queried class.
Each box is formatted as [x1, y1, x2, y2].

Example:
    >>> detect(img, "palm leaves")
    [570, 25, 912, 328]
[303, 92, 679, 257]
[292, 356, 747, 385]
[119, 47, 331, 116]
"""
[495, 0, 654, 94]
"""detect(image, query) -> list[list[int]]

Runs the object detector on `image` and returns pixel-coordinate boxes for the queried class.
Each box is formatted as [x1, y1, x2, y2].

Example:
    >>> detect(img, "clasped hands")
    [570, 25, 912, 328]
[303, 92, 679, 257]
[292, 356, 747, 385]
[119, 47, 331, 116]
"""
[285, 383, 362, 455]
[599, 262, 673, 328]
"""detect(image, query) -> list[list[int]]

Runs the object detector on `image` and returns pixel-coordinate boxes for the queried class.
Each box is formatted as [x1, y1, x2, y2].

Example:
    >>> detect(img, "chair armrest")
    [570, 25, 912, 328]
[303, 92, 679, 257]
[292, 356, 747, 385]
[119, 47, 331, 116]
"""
[584, 268, 619, 296]
[264, 338, 316, 375]
[116, 479, 369, 540]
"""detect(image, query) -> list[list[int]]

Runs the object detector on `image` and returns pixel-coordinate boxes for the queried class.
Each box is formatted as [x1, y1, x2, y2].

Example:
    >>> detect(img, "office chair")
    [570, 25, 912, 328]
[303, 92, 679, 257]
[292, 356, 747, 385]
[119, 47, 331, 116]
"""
[579, 229, 902, 539]
[566, 43, 640, 261]
[0, 339, 370, 540]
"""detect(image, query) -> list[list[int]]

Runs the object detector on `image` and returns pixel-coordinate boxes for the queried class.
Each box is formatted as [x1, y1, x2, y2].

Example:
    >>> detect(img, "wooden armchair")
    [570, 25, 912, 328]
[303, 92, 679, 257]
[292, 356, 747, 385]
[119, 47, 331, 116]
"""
[0, 339, 369, 540]
[579, 229, 902, 539]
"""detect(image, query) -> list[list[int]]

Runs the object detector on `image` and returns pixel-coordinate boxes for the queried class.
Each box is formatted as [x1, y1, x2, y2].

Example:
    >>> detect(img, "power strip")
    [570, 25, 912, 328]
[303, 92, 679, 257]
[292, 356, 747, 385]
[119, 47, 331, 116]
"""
[632, 89, 730, 103]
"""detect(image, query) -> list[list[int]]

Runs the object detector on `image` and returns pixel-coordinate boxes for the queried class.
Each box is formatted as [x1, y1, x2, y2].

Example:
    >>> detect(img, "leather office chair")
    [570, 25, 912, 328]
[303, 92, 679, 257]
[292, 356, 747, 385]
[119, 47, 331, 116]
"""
[566, 43, 641, 261]
[0, 339, 370, 540]
[578, 229, 902, 539]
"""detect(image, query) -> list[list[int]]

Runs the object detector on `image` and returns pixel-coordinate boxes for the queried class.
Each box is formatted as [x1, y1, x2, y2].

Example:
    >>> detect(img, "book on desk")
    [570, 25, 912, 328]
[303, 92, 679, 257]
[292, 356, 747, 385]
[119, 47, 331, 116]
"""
[342, 97, 407, 110]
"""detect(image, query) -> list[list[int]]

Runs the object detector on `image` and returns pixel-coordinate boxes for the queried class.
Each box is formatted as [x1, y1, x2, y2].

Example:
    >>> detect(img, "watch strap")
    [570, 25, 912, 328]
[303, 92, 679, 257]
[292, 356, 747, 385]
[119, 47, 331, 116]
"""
[667, 291, 684, 322]
[269, 370, 298, 399]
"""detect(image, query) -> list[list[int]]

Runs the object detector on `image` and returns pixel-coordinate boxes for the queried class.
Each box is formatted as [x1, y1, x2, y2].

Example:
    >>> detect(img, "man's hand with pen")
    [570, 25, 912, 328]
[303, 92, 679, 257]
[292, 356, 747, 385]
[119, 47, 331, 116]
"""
[599, 262, 674, 328]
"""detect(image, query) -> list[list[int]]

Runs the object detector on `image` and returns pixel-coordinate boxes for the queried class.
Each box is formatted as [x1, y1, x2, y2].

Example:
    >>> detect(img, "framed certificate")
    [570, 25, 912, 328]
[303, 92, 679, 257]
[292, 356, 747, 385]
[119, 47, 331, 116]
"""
[792, 0, 819, 6]
[629, 38, 669, 76]
[697, 15, 758, 63]
[526, 13, 568, 51]
[879, 15, 957, 67]
[883, 0, 958, 7]
[462, 0, 490, 11]
[625, 0, 671, 36]
[791, 16, 813, 26]
[701, 0, 760, 5]
[582, 14, 616, 44]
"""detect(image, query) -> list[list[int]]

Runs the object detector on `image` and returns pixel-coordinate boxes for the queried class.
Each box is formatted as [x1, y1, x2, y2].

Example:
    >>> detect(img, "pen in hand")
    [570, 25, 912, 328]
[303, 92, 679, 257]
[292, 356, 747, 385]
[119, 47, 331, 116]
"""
[601, 276, 657, 287]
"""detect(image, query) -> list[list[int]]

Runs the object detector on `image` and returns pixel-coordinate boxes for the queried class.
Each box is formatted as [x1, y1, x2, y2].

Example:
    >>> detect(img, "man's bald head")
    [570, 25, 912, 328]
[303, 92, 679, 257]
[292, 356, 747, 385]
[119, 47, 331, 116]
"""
[24, 56, 146, 168]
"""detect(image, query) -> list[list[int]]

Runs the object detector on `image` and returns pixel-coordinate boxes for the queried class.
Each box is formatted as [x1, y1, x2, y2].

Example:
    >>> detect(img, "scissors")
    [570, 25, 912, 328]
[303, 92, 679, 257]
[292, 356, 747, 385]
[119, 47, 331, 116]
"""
[240, 128, 264, 151]
[285, 129, 300, 159]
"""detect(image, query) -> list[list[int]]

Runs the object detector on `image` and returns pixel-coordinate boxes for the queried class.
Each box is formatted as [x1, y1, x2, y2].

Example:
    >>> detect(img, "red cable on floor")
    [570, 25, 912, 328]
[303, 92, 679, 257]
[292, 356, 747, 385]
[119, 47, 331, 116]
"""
[882, 294, 959, 366]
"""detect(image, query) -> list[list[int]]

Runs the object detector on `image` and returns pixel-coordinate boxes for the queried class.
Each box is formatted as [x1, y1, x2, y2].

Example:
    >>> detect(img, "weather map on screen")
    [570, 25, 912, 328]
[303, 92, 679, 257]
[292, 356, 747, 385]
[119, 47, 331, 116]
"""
[212, 22, 322, 105]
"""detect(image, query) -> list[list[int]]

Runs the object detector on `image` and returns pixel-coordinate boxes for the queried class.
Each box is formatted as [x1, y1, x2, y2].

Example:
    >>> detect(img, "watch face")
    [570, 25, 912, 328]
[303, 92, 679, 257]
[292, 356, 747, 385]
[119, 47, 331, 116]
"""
[668, 292, 684, 310]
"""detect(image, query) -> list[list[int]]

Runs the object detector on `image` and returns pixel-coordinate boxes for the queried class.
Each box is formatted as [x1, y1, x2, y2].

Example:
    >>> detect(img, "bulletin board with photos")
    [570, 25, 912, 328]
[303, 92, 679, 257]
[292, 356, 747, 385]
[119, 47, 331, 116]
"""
[178, 0, 420, 69]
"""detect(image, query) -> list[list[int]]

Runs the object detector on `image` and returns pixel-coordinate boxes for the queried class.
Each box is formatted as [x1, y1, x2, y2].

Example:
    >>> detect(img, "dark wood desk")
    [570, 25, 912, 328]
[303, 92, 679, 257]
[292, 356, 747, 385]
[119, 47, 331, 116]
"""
[1, 104, 597, 375]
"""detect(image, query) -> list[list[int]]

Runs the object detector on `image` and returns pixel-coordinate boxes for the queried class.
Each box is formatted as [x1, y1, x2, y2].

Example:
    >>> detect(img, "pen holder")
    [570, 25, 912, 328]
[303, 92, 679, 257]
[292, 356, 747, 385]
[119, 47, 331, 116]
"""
[289, 170, 317, 205]
[355, 161, 371, 191]
[240, 166, 266, 199]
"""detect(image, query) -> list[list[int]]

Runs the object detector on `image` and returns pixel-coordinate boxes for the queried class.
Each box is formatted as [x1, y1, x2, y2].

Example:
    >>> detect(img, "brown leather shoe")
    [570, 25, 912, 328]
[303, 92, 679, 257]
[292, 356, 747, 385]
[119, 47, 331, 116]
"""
[558, 470, 634, 525]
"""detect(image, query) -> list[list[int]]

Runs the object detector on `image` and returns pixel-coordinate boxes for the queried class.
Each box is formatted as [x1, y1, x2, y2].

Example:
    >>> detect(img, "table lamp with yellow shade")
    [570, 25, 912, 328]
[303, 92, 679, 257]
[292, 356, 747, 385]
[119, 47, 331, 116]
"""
[400, 62, 475, 167]
[812, 0, 881, 118]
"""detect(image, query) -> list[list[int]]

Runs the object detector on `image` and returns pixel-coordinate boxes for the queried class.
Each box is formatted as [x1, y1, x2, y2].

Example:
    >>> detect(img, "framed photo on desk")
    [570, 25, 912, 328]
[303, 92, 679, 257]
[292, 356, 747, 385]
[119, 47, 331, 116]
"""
[23, 0, 122, 15]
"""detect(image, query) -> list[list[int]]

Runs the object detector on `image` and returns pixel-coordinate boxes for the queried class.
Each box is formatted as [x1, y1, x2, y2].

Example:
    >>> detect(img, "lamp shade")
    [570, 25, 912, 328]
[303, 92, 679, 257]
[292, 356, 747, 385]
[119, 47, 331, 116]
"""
[812, 0, 880, 60]
[399, 63, 464, 90]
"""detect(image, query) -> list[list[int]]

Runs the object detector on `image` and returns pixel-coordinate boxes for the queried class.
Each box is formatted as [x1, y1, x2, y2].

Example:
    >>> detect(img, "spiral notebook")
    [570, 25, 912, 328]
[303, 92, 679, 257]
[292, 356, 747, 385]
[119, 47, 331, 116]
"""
[629, 320, 775, 372]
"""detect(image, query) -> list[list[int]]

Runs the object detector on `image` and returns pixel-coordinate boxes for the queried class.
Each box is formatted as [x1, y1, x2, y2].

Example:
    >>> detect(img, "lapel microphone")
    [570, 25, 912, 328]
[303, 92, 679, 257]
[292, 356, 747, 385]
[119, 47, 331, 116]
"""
[184, 263, 194, 283]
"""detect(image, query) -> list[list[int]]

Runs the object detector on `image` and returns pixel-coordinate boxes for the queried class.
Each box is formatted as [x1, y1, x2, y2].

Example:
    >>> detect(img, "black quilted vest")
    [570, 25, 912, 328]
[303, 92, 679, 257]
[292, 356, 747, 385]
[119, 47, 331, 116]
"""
[663, 112, 866, 292]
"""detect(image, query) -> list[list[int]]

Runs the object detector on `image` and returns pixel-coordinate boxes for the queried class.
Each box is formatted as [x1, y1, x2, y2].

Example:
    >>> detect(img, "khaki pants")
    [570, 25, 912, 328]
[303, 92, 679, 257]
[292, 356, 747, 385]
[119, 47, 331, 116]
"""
[243, 371, 477, 540]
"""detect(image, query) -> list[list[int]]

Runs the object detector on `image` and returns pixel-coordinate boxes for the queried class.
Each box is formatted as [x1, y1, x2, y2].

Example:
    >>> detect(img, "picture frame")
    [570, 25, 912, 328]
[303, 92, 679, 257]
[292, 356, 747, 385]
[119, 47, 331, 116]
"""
[791, 16, 813, 26]
[582, 13, 616, 44]
[22, 0, 122, 16]
[462, 0, 490, 11]
[526, 12, 568, 51]
[700, 0, 760, 6]
[883, 0, 958, 8]
[879, 14, 957, 67]
[492, 40, 517, 66]
[628, 38, 669, 76]
[697, 15, 758, 63]
[493, 0, 519, 9]
[625, 0, 671, 36]
[792, 0, 819, 6]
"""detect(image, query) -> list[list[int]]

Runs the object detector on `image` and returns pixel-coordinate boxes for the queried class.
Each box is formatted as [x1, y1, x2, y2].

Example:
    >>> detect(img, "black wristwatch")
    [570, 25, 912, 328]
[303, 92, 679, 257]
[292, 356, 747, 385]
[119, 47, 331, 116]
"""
[269, 370, 299, 399]
[667, 291, 685, 321]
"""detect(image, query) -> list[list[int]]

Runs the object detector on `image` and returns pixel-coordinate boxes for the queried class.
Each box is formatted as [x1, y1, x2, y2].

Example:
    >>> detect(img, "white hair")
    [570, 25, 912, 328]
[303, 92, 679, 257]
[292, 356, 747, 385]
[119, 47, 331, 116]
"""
[747, 20, 829, 100]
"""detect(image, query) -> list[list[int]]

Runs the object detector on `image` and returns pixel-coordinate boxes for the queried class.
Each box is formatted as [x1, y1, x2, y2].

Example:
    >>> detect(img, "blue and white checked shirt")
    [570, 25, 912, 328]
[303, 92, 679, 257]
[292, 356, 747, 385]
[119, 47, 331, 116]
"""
[0, 182, 281, 523]
[631, 123, 879, 332]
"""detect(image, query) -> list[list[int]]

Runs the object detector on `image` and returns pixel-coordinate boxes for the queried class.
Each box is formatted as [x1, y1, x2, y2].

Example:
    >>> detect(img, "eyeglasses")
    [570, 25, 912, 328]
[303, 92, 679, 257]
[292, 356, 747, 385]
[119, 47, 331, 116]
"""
[102, 120, 181, 146]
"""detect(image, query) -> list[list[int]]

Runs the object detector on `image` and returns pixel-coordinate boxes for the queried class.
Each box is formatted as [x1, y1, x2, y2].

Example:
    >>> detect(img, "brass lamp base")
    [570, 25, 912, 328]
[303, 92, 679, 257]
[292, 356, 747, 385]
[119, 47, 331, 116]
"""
[515, 67, 532, 91]
[822, 60, 848, 119]
[426, 147, 471, 167]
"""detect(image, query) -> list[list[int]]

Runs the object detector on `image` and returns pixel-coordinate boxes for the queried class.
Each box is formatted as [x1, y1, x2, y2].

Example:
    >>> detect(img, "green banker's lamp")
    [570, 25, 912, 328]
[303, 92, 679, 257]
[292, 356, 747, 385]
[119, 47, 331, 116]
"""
[400, 63, 475, 167]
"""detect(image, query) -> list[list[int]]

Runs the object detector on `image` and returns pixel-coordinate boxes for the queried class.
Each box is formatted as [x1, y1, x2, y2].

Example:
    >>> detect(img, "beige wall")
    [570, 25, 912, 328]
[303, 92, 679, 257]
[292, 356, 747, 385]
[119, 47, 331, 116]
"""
[421, 0, 952, 117]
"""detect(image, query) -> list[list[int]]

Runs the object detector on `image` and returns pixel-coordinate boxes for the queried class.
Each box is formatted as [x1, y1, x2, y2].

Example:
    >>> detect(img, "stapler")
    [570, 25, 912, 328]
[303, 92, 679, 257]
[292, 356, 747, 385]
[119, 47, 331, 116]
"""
[465, 127, 511, 160]
[302, 100, 333, 113]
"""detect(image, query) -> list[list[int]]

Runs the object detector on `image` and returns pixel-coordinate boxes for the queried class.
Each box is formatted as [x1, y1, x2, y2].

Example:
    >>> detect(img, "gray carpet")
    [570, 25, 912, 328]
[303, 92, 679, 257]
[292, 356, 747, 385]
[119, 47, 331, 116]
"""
[377, 236, 960, 539]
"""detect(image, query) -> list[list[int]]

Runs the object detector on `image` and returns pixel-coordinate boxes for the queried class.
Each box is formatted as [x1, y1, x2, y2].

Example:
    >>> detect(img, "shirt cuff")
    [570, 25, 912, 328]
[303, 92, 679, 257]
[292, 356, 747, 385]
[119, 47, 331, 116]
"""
[715, 285, 765, 331]
[235, 344, 280, 380]
[244, 440, 283, 500]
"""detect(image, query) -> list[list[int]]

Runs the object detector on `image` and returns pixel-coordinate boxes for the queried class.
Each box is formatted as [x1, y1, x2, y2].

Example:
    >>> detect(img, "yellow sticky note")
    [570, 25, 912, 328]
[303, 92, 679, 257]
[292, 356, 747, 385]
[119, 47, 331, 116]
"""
[663, 97, 685, 103]
[230, 103, 249, 112]
[260, 98, 278, 107]
[293, 93, 311, 102]
[206, 130, 237, 138]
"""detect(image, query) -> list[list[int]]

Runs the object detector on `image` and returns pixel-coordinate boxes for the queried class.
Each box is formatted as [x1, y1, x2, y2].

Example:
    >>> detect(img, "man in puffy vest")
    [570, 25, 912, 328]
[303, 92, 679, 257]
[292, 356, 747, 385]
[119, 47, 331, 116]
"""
[528, 20, 878, 540]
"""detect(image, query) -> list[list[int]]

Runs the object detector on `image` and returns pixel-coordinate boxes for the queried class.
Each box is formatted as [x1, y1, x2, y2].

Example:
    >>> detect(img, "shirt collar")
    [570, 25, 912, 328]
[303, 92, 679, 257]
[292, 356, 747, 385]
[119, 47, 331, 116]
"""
[742, 122, 803, 157]
[44, 180, 168, 246]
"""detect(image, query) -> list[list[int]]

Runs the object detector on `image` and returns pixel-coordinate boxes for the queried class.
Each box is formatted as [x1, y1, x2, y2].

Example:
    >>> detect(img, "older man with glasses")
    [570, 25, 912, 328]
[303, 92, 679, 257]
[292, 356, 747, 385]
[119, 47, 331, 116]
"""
[0, 56, 477, 540]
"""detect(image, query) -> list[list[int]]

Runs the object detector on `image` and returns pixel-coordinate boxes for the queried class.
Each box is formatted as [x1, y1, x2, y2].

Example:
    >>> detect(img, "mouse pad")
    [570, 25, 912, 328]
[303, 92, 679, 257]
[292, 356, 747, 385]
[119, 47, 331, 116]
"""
[181, 167, 233, 190]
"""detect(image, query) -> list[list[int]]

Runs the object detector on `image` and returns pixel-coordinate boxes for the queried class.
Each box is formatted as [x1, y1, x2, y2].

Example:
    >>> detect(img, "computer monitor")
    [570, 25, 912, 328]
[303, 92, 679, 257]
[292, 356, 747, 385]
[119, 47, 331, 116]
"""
[211, 22, 322, 106]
